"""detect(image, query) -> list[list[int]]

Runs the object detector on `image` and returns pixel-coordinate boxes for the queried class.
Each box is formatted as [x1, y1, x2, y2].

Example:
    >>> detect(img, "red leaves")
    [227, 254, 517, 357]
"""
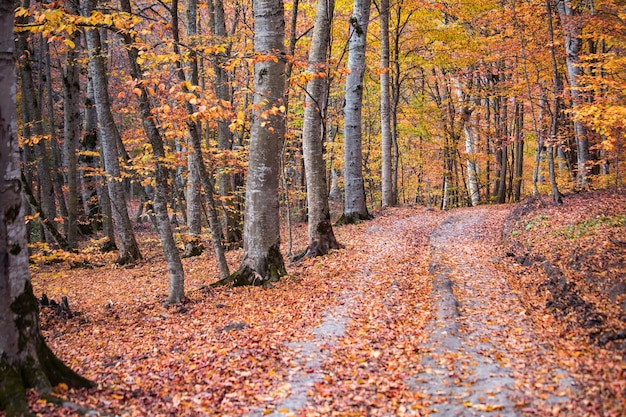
[28, 196, 625, 415]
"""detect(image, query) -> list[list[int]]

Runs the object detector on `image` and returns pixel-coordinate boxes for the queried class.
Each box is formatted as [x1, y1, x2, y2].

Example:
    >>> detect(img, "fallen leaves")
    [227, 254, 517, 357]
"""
[27, 195, 626, 416]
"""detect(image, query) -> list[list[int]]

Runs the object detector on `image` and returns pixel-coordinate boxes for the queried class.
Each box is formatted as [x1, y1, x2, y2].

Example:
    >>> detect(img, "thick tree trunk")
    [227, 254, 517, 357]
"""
[120, 0, 185, 304]
[341, 0, 372, 223]
[298, 0, 341, 260]
[0, 12, 93, 415]
[83, 0, 142, 264]
[229, 0, 287, 286]
[555, 0, 589, 185]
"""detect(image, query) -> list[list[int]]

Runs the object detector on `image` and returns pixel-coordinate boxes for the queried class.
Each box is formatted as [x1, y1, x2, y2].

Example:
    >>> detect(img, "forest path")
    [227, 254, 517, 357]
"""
[259, 206, 575, 416]
[415, 206, 574, 416]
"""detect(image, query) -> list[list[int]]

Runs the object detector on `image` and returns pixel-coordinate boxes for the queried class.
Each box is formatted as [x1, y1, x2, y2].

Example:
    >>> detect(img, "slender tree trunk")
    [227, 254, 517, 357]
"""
[341, 0, 372, 223]
[42, 40, 69, 232]
[208, 0, 243, 245]
[297, 0, 342, 260]
[172, 0, 230, 277]
[0, 11, 93, 415]
[546, 0, 564, 204]
[83, 0, 142, 264]
[227, 0, 287, 286]
[81, 78, 101, 233]
[379, 0, 394, 207]
[16, 8, 59, 245]
[533, 96, 547, 195]
[120, 0, 185, 304]
[62, 2, 81, 249]
[182, 0, 203, 258]
[513, 102, 524, 201]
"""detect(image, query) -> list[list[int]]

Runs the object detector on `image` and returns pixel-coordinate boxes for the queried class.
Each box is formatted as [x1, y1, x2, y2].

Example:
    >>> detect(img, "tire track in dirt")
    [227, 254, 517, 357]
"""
[415, 206, 575, 416]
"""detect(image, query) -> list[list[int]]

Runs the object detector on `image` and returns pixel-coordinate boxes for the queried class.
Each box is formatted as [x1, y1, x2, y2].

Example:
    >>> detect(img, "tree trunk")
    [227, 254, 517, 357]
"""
[555, 0, 589, 186]
[0, 12, 93, 415]
[513, 102, 524, 202]
[546, 0, 563, 204]
[379, 0, 394, 207]
[298, 0, 342, 260]
[80, 78, 101, 234]
[228, 0, 287, 286]
[42, 40, 69, 235]
[120, 0, 185, 304]
[172, 0, 230, 277]
[341, 0, 372, 223]
[16, 8, 59, 245]
[208, 0, 243, 245]
[83, 0, 142, 264]
[62, 2, 81, 249]
[182, 0, 203, 258]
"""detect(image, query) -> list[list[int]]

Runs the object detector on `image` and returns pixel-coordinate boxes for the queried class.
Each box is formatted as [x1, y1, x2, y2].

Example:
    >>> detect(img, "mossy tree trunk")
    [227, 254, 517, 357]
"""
[1, 10, 93, 415]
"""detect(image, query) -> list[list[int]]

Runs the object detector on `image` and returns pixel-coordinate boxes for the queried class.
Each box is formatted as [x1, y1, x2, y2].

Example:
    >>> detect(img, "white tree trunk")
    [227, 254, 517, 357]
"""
[380, 0, 394, 207]
[299, 0, 341, 258]
[342, 0, 371, 221]
[555, 0, 588, 184]
[234, 0, 287, 284]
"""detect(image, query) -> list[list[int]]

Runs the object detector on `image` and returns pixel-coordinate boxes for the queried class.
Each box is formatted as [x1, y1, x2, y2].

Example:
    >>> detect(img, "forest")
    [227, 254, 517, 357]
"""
[1, 0, 625, 415]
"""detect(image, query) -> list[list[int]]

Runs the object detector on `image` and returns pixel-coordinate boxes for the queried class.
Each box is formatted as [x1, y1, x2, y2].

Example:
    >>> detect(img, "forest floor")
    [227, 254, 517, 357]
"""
[22, 189, 625, 416]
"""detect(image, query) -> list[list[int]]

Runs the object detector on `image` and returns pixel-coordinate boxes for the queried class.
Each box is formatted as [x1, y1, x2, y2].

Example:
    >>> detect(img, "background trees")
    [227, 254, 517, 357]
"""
[9, 0, 625, 279]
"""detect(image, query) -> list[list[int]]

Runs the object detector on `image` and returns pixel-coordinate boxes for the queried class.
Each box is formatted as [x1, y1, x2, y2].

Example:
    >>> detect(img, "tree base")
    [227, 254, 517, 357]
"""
[182, 240, 204, 258]
[0, 283, 94, 416]
[335, 211, 372, 226]
[292, 221, 344, 262]
[211, 244, 286, 287]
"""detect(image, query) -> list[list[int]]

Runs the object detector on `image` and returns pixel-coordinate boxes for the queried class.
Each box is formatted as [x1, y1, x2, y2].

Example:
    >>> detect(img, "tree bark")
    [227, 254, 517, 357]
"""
[555, 0, 589, 186]
[0, 10, 93, 415]
[297, 0, 342, 260]
[182, 0, 203, 258]
[379, 0, 394, 207]
[83, 0, 142, 264]
[341, 0, 372, 223]
[62, 0, 81, 249]
[228, 0, 287, 286]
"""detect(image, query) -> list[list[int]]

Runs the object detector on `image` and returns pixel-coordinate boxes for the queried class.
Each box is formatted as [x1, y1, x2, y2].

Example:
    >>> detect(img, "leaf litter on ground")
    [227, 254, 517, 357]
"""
[23, 191, 625, 416]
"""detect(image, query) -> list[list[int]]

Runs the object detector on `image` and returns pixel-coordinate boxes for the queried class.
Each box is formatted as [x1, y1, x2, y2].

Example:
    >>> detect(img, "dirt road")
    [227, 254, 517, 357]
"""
[258, 206, 575, 416]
